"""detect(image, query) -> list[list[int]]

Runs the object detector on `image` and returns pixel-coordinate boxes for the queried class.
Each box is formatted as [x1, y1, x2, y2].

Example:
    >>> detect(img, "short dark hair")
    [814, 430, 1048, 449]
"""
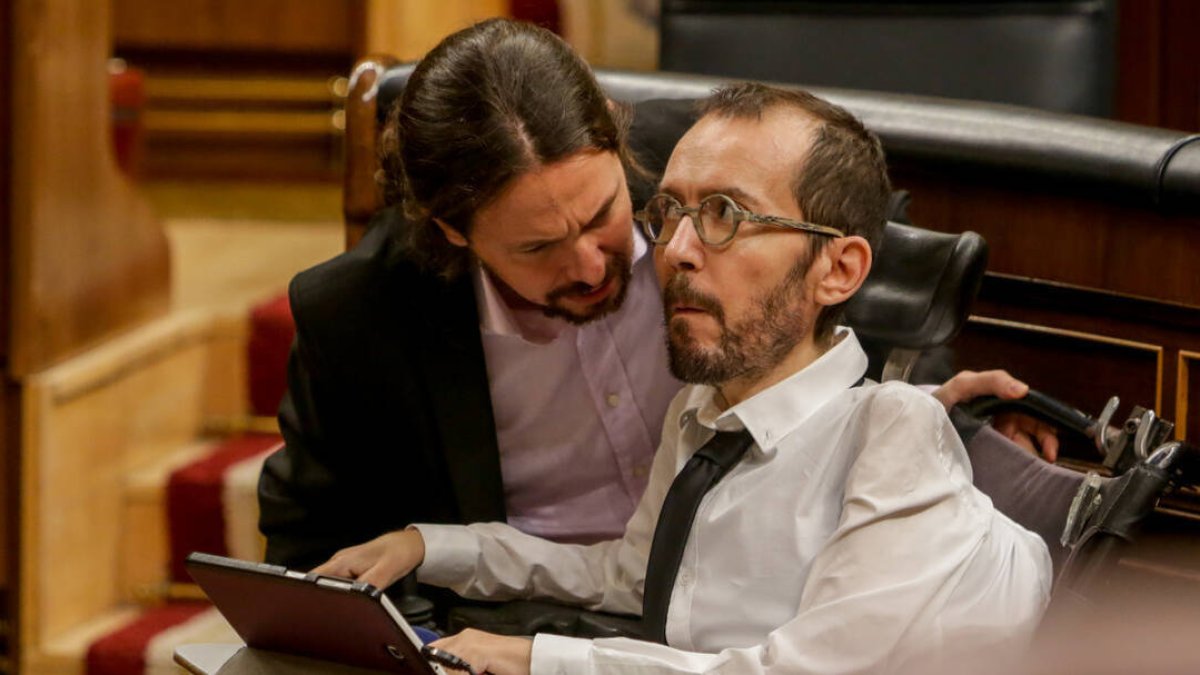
[697, 83, 892, 345]
[381, 18, 637, 278]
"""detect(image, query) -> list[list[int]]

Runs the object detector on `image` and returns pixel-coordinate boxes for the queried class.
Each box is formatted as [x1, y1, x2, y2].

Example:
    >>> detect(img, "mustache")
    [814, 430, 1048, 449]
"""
[546, 254, 628, 302]
[662, 274, 725, 323]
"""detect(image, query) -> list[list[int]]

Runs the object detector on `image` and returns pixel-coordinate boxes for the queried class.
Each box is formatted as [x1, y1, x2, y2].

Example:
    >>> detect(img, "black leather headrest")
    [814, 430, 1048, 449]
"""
[373, 64, 1200, 212]
[846, 222, 988, 351]
[660, 0, 1115, 116]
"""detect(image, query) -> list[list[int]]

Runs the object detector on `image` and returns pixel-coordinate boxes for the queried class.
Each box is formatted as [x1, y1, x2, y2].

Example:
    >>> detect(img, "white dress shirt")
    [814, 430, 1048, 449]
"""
[416, 329, 1051, 674]
[474, 228, 682, 543]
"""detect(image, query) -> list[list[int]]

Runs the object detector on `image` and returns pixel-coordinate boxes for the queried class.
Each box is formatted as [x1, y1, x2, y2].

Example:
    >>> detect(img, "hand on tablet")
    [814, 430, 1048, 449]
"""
[311, 528, 425, 590]
[428, 629, 532, 675]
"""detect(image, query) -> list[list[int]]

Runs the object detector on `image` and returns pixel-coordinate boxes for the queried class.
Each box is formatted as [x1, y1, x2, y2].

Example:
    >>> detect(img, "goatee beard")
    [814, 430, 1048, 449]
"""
[662, 256, 813, 386]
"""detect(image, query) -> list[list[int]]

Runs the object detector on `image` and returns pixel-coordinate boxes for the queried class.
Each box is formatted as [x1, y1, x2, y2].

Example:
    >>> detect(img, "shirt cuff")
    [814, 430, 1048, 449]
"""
[409, 523, 480, 587]
[530, 633, 593, 675]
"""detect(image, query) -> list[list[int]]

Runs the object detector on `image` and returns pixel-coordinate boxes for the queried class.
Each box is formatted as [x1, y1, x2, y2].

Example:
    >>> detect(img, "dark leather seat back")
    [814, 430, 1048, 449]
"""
[659, 0, 1116, 116]
[847, 222, 987, 353]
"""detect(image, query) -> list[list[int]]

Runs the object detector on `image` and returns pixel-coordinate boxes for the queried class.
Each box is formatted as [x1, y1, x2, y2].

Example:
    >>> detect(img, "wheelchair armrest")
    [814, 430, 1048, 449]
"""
[447, 600, 644, 640]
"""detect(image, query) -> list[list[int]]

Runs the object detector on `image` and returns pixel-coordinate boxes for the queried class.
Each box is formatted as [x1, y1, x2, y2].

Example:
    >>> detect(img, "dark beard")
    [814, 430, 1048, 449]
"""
[540, 249, 633, 325]
[662, 255, 814, 385]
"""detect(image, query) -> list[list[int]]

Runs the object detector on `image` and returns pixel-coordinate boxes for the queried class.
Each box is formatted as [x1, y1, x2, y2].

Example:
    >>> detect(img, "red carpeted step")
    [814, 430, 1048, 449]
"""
[248, 293, 294, 417]
[166, 434, 282, 582]
[85, 602, 210, 675]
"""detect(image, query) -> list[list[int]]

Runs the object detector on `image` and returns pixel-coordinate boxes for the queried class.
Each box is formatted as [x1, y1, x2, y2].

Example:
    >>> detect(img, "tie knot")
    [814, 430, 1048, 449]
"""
[694, 429, 754, 470]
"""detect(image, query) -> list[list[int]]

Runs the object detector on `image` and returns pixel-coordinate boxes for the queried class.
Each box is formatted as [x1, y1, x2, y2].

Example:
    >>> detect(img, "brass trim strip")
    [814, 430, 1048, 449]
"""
[1177, 351, 1200, 441]
[146, 77, 343, 103]
[145, 110, 341, 136]
[968, 315, 1165, 412]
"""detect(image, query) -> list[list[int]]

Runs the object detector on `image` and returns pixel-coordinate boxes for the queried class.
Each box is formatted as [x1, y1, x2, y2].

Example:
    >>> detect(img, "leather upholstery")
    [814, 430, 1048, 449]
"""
[373, 64, 1200, 212]
[847, 223, 987, 352]
[659, 0, 1115, 117]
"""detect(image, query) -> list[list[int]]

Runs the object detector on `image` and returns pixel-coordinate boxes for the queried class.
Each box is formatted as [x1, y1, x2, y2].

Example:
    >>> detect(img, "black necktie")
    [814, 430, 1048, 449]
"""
[641, 428, 755, 644]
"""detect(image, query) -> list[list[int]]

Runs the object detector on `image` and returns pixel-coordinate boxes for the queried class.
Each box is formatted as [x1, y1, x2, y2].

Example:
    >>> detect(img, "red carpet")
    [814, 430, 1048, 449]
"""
[166, 434, 282, 582]
[85, 603, 210, 675]
[247, 293, 294, 417]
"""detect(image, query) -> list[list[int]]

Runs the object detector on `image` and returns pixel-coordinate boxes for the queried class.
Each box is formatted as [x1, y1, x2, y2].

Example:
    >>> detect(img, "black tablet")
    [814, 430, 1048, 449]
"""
[186, 552, 445, 674]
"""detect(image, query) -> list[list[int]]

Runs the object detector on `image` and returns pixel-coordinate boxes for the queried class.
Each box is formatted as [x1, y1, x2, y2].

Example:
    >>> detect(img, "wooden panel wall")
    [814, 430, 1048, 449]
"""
[894, 164, 1200, 470]
[111, 0, 365, 181]
[1180, 351, 1200, 443]
[1, 0, 17, 667]
[113, 0, 362, 56]
[1116, 0, 1200, 131]
[364, 0, 507, 60]
[9, 0, 170, 376]
[894, 167, 1200, 307]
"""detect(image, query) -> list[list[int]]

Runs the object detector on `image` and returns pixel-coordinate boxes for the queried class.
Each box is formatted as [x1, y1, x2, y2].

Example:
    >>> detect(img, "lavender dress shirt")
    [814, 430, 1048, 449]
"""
[473, 229, 682, 544]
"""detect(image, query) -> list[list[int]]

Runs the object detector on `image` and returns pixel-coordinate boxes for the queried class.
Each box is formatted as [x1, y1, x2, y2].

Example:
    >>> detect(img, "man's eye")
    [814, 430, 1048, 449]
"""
[520, 243, 551, 254]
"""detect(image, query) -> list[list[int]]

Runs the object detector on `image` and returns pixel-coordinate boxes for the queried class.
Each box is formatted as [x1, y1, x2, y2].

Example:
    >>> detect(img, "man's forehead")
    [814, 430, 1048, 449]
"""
[661, 110, 818, 205]
[474, 150, 626, 240]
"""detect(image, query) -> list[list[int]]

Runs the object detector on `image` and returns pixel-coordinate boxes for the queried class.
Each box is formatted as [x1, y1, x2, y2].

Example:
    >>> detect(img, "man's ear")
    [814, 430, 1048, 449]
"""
[434, 218, 469, 248]
[813, 236, 872, 308]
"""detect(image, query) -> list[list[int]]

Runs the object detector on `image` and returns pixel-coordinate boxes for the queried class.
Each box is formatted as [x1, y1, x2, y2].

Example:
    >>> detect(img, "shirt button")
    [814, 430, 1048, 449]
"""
[633, 464, 649, 478]
[677, 570, 693, 588]
[606, 393, 621, 407]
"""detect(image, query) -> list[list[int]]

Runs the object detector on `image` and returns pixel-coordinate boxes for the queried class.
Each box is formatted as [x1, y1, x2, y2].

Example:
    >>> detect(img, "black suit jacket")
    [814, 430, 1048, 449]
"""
[258, 210, 508, 569]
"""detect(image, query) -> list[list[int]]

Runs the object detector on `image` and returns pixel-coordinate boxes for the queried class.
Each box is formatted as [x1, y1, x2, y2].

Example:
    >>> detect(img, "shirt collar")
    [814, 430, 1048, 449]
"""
[473, 222, 650, 342]
[682, 328, 870, 456]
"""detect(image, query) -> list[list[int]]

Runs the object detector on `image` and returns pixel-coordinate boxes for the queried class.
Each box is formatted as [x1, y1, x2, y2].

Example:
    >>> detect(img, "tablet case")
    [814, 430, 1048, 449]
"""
[186, 552, 443, 675]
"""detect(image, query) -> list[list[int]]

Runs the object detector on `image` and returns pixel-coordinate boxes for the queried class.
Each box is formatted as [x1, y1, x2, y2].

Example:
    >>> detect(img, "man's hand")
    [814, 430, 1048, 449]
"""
[310, 529, 425, 590]
[428, 629, 532, 675]
[933, 369, 1061, 462]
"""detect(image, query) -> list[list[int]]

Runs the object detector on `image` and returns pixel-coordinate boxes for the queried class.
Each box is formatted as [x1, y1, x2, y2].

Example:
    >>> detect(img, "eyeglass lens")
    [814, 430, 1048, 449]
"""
[644, 195, 738, 245]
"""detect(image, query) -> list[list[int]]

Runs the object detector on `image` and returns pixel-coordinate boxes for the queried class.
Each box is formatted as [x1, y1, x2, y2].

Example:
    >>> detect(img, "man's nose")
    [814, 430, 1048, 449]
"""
[662, 215, 704, 271]
[571, 235, 608, 287]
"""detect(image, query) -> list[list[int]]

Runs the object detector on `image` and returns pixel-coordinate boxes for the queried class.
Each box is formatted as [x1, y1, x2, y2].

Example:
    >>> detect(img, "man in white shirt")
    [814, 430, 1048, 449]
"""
[314, 82, 1052, 674]
[261, 18, 1061, 573]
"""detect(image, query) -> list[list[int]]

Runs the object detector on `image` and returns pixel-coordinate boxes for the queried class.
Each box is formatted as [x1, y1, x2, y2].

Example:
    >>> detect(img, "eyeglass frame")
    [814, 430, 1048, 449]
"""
[634, 193, 845, 247]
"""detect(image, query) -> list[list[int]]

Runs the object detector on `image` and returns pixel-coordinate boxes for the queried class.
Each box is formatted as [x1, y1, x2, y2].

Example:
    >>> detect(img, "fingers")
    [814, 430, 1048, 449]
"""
[995, 417, 1038, 456]
[358, 556, 407, 590]
[310, 550, 362, 579]
[429, 630, 533, 675]
[308, 529, 425, 589]
[1036, 425, 1060, 463]
[932, 369, 1030, 411]
[994, 412, 1060, 462]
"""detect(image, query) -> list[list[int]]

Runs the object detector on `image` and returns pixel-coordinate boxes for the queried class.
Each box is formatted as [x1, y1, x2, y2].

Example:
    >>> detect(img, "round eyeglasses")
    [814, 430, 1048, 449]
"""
[635, 193, 844, 246]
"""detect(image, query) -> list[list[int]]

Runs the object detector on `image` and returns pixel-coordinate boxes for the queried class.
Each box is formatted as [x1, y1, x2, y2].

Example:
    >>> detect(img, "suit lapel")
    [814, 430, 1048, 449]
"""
[410, 269, 507, 524]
